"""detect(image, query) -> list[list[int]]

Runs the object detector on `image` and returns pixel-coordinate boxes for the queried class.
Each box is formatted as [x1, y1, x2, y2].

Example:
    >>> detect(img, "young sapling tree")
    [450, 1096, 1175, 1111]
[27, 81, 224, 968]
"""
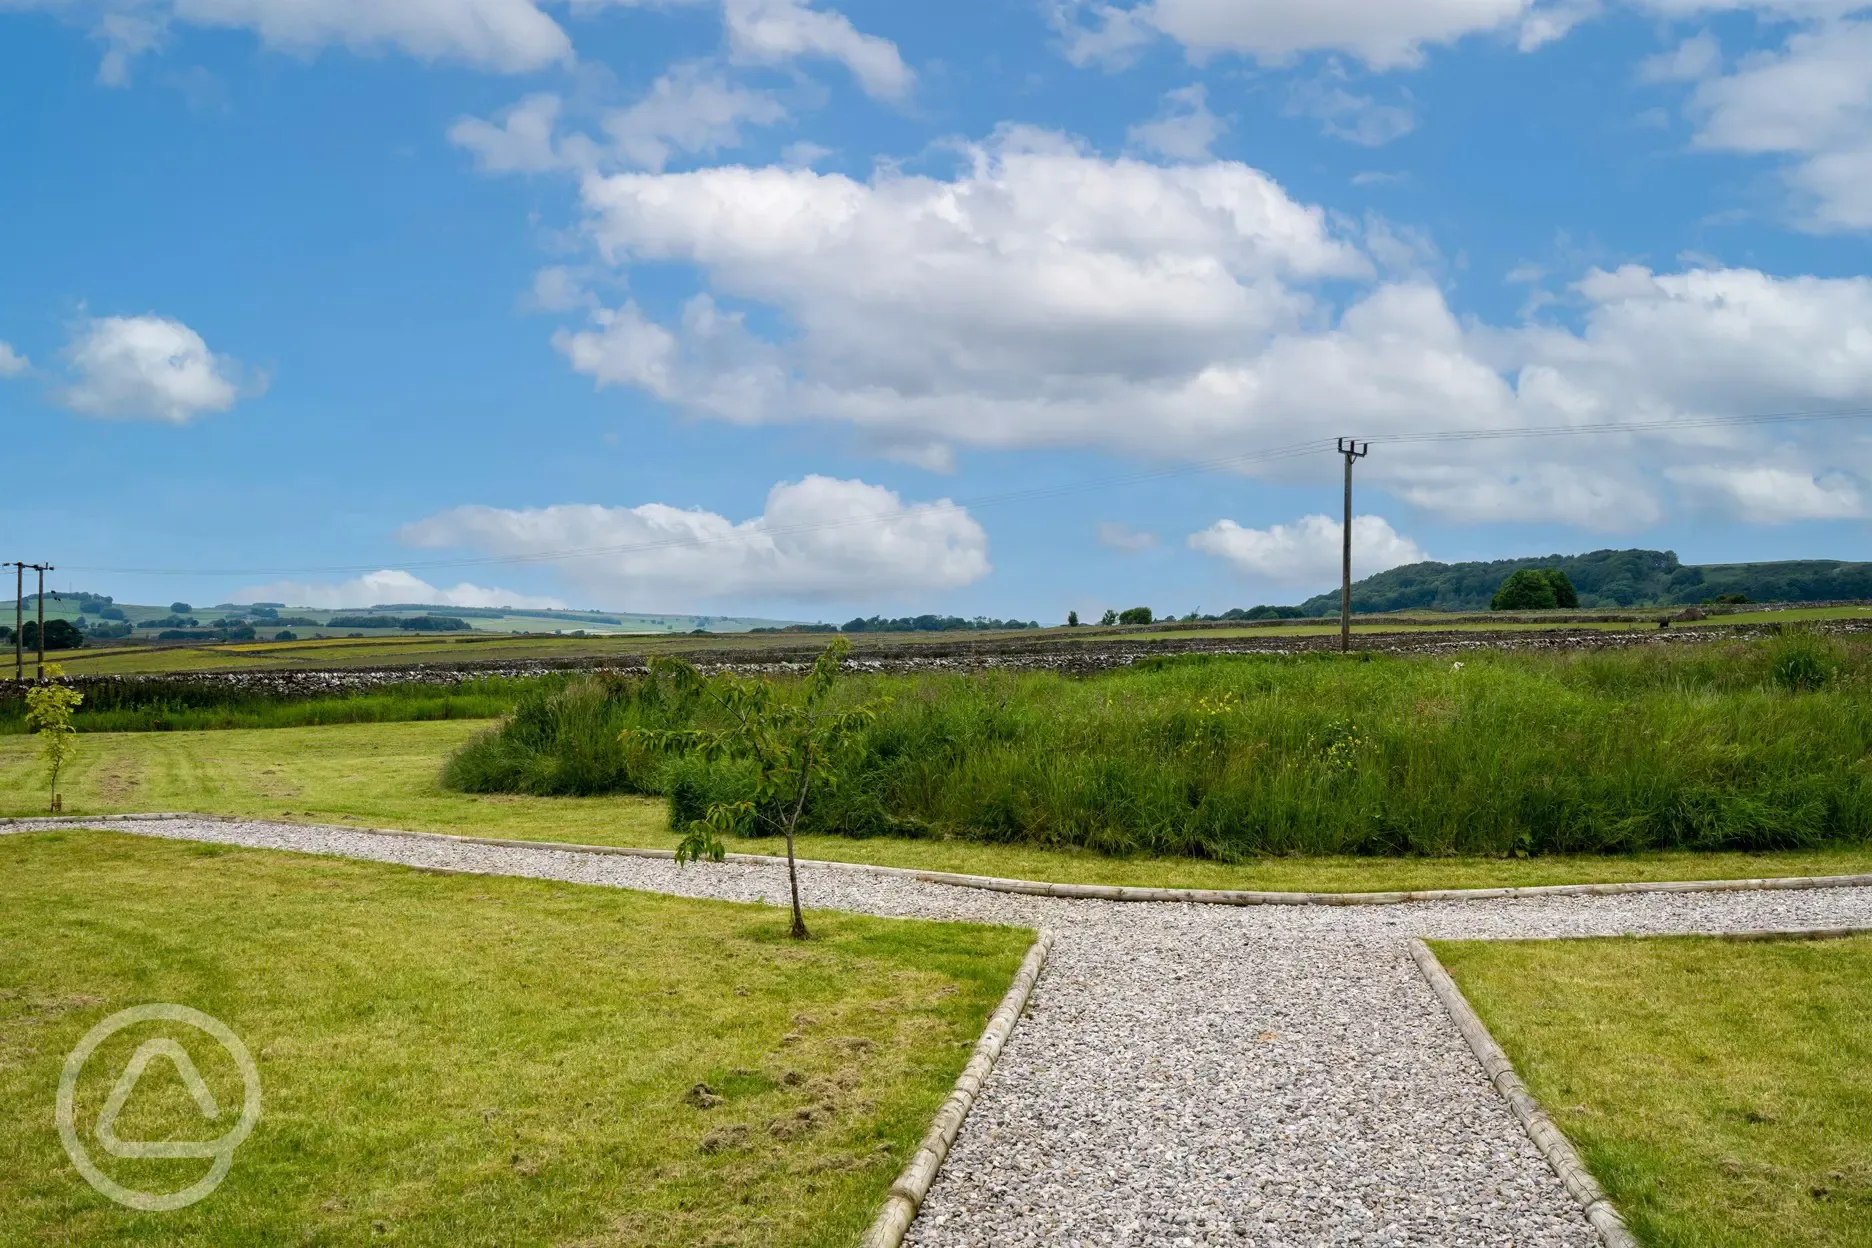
[627, 638, 879, 939]
[25, 664, 83, 813]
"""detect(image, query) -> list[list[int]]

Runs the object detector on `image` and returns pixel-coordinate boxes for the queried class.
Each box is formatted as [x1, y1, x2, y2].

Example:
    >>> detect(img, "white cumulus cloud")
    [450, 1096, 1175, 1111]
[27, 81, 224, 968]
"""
[721, 0, 912, 100]
[59, 314, 254, 423]
[8, 0, 573, 83]
[1054, 0, 1552, 71]
[235, 569, 568, 611]
[603, 63, 789, 171]
[1189, 514, 1427, 584]
[574, 0, 912, 99]
[549, 126, 1872, 529]
[1285, 64, 1417, 146]
[0, 342, 28, 377]
[451, 67, 789, 177]
[1678, 18, 1872, 230]
[449, 93, 566, 175]
[1126, 84, 1227, 161]
[398, 476, 990, 604]
[1666, 463, 1865, 522]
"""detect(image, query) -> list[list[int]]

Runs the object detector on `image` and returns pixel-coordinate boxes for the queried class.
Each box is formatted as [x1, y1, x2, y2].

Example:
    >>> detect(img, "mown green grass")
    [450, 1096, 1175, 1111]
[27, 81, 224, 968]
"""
[0, 830, 1030, 1246]
[1435, 935, 1872, 1248]
[9, 720, 1872, 892]
[448, 635, 1872, 860]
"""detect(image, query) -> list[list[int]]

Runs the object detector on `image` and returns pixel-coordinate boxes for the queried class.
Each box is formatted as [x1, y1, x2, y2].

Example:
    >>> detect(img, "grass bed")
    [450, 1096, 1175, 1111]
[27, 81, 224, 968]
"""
[1434, 934, 1872, 1247]
[8, 721, 1872, 894]
[447, 636, 1872, 859]
[0, 830, 1030, 1246]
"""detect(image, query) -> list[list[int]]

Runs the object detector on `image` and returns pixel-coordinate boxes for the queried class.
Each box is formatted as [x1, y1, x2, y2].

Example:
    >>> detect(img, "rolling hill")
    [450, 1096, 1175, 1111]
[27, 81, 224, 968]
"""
[1297, 549, 1872, 615]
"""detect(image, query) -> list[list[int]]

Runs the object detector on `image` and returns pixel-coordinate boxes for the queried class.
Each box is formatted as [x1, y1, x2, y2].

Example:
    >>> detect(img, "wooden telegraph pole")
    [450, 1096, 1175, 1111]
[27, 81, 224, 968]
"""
[9, 563, 54, 681]
[1336, 439, 1369, 654]
[35, 564, 53, 680]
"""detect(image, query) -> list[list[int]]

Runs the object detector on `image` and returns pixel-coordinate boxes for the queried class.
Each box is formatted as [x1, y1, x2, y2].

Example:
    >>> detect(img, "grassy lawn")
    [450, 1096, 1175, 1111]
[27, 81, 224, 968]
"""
[0, 830, 1030, 1246]
[1435, 935, 1872, 1248]
[7, 721, 1872, 893]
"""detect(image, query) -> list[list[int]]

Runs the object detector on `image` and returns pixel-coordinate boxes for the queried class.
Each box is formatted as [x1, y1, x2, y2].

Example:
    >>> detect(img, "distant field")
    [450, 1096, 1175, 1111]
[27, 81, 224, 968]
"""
[10, 601, 1866, 680]
[2, 597, 802, 643]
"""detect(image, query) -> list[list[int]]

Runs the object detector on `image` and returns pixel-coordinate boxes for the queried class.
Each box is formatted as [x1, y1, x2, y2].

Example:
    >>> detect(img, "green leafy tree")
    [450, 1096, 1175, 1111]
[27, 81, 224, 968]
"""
[25, 664, 83, 813]
[1067, 610, 1080, 627]
[1118, 606, 1153, 625]
[627, 638, 881, 939]
[20, 619, 85, 652]
[1099, 609, 1117, 626]
[1543, 569, 1579, 609]
[1490, 569, 1560, 611]
[169, 601, 192, 614]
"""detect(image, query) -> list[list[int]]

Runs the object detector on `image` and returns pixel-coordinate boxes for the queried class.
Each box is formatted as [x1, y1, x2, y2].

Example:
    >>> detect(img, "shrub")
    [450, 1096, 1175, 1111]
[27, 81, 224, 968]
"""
[1768, 628, 1840, 693]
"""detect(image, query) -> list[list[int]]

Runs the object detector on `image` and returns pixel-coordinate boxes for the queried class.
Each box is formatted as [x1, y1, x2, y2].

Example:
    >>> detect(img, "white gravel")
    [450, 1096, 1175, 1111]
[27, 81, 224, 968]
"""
[14, 816, 1872, 1247]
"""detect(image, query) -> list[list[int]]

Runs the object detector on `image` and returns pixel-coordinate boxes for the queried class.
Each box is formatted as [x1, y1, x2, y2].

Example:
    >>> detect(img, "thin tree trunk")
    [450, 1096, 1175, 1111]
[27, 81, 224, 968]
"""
[784, 751, 812, 940]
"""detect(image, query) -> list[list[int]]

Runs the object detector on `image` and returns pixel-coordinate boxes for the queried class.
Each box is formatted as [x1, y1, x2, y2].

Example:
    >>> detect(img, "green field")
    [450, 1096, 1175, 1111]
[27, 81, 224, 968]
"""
[1437, 935, 1872, 1247]
[1, 596, 801, 639]
[15, 599, 1863, 682]
[0, 830, 1029, 1246]
[8, 720, 1872, 893]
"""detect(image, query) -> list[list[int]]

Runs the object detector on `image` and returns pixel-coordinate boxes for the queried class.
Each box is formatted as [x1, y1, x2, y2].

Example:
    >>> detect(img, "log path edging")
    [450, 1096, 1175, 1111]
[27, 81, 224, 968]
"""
[1410, 925, 1872, 1248]
[7, 812, 1872, 908]
[861, 929, 1054, 1248]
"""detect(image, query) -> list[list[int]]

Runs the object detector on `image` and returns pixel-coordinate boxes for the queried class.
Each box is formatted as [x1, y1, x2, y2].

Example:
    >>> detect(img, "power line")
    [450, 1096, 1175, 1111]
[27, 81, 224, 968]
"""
[54, 404, 1872, 581]
[1363, 405, 1872, 446]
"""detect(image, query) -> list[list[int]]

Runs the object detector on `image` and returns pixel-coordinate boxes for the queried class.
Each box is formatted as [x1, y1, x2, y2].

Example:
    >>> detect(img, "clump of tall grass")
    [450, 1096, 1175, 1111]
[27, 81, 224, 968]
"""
[443, 670, 706, 796]
[0, 677, 532, 734]
[443, 636, 1872, 859]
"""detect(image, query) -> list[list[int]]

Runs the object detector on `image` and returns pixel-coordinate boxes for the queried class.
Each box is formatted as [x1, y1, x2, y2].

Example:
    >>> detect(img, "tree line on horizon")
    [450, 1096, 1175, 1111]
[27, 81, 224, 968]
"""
[1296, 548, 1872, 616]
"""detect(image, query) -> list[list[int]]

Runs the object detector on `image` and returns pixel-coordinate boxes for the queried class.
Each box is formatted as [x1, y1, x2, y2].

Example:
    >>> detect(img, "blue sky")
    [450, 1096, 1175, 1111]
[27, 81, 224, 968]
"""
[4, 0, 1872, 620]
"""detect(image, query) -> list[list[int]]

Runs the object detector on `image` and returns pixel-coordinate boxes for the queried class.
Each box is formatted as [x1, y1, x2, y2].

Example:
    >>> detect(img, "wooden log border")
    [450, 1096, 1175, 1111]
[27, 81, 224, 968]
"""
[1410, 925, 1872, 1248]
[861, 928, 1054, 1248]
[7, 813, 1872, 908]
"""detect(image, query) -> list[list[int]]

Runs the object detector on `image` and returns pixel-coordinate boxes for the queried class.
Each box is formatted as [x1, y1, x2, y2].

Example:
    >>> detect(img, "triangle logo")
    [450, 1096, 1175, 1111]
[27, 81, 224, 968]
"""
[94, 1038, 225, 1161]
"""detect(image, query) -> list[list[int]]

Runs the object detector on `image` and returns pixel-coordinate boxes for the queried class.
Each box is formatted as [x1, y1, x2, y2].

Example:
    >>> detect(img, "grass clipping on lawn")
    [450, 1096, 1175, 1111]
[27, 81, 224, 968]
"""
[1434, 934, 1872, 1248]
[0, 830, 1031, 1247]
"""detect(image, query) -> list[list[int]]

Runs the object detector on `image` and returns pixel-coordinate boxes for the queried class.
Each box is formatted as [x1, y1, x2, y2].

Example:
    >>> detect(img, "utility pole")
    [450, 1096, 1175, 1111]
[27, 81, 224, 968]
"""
[1337, 439, 1369, 654]
[35, 565, 54, 681]
[8, 563, 54, 681]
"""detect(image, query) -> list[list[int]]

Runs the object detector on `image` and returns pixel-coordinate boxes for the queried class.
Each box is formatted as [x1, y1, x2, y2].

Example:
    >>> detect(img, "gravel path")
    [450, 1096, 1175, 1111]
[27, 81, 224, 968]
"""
[14, 817, 1872, 1247]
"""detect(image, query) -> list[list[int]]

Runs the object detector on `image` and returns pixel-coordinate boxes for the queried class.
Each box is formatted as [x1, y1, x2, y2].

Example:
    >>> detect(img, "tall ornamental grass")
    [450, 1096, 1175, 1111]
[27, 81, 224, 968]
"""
[442, 632, 1872, 859]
